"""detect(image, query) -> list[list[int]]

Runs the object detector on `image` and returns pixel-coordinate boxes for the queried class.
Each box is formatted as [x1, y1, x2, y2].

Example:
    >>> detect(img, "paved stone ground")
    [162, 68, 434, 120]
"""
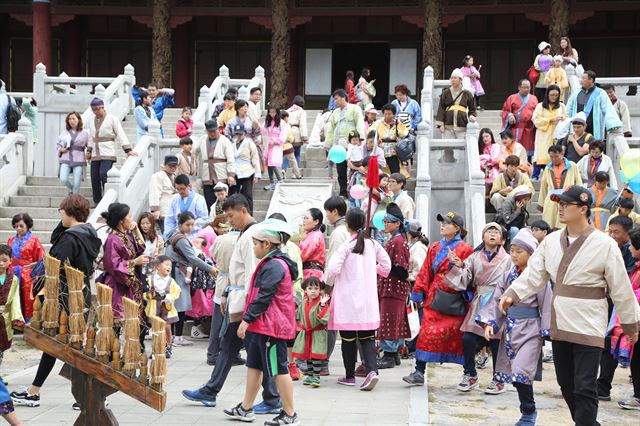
[4, 336, 426, 426]
[426, 357, 638, 425]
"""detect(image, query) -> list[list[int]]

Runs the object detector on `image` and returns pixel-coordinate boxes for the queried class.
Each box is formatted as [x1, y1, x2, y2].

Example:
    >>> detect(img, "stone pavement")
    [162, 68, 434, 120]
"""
[5, 337, 427, 426]
[426, 358, 638, 425]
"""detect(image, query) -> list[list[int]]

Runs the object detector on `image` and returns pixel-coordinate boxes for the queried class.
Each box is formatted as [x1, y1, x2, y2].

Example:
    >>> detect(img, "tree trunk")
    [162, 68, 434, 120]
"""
[270, 0, 289, 105]
[422, 0, 443, 79]
[152, 0, 171, 88]
[549, 0, 569, 53]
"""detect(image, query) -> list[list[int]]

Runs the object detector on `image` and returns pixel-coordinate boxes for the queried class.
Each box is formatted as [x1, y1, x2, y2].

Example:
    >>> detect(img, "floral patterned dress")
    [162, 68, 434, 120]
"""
[8, 231, 45, 319]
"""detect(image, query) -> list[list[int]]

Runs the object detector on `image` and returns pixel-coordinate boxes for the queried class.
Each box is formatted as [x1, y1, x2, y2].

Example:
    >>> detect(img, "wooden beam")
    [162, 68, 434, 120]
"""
[24, 326, 166, 412]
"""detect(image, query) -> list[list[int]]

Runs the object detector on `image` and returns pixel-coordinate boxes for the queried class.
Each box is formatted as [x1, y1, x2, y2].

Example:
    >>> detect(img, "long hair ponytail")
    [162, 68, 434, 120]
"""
[346, 209, 368, 255]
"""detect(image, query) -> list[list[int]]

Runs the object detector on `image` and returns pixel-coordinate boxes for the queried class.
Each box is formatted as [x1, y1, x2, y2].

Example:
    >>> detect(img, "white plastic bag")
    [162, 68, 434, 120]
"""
[407, 301, 420, 341]
[554, 117, 572, 141]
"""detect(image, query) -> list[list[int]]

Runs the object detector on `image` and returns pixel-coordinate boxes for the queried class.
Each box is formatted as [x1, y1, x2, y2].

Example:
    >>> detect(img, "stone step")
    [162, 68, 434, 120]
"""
[8, 196, 95, 209]
[0, 218, 60, 232]
[0, 230, 53, 244]
[0, 206, 61, 220]
[18, 185, 93, 197]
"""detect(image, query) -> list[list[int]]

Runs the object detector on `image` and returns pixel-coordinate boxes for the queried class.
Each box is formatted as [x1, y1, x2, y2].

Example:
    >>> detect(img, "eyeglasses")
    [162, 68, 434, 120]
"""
[558, 201, 578, 209]
[382, 219, 394, 224]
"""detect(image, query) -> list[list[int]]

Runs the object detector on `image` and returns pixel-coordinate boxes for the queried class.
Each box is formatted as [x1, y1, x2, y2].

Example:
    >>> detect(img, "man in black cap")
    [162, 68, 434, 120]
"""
[194, 119, 236, 210]
[500, 185, 640, 426]
[149, 154, 178, 233]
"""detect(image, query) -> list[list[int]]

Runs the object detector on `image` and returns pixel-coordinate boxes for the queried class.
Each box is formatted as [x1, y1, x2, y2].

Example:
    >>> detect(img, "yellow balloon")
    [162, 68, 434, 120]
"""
[620, 149, 640, 180]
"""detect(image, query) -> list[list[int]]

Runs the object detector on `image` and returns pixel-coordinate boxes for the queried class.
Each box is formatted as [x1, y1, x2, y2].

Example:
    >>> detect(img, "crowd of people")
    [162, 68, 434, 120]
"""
[0, 36, 639, 426]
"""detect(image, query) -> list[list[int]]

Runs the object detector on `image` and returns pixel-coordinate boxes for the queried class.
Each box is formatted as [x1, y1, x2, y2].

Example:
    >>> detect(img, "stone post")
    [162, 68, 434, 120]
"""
[238, 86, 249, 102]
[255, 65, 266, 110]
[124, 64, 136, 114]
[219, 65, 230, 99]
[414, 121, 432, 237]
[17, 116, 34, 176]
[464, 122, 485, 246]
[147, 120, 162, 171]
[105, 166, 123, 202]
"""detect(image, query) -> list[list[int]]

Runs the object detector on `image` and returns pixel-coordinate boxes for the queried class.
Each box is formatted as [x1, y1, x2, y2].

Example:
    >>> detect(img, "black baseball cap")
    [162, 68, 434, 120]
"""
[233, 123, 246, 134]
[205, 119, 217, 131]
[164, 155, 179, 166]
[550, 185, 592, 207]
[436, 211, 465, 228]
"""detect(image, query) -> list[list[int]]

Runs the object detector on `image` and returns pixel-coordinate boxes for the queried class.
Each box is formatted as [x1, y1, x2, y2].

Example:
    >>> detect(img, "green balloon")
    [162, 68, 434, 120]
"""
[620, 149, 640, 179]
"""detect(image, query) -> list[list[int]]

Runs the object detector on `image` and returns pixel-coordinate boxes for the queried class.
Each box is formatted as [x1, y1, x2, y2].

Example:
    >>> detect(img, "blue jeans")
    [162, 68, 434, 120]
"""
[509, 226, 520, 243]
[59, 164, 83, 194]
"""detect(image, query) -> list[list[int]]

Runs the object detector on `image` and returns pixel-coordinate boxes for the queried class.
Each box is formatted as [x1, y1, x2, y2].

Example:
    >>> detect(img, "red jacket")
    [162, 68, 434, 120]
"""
[243, 251, 298, 340]
[175, 118, 193, 138]
[345, 79, 358, 104]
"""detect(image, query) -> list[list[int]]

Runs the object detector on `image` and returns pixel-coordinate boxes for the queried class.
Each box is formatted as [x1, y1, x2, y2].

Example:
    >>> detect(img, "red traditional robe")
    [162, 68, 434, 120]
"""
[501, 93, 539, 152]
[7, 232, 45, 320]
[412, 237, 474, 364]
[377, 234, 411, 340]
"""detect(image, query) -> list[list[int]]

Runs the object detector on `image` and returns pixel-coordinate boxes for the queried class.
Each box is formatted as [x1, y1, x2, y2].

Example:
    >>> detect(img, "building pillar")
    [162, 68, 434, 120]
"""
[422, 0, 442, 79]
[287, 27, 299, 102]
[66, 18, 81, 76]
[32, 0, 52, 72]
[174, 24, 190, 107]
[152, 0, 171, 88]
[549, 0, 569, 52]
[270, 0, 289, 105]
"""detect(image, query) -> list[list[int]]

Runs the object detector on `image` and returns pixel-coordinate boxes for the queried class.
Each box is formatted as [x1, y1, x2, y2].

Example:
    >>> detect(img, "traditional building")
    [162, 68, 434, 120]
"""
[1, 0, 639, 108]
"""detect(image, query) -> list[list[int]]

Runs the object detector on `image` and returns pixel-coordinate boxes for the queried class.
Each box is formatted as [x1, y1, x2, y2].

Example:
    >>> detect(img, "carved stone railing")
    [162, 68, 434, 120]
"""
[0, 117, 34, 206]
[464, 122, 486, 247]
[30, 63, 136, 176]
[88, 121, 161, 234]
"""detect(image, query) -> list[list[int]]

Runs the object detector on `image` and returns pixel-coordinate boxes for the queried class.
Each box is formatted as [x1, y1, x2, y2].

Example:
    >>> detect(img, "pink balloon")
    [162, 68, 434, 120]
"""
[349, 184, 367, 200]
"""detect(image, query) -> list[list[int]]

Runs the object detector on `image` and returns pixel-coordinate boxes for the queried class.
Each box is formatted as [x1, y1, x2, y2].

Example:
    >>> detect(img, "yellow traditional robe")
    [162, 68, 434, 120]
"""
[532, 102, 566, 165]
[538, 159, 582, 229]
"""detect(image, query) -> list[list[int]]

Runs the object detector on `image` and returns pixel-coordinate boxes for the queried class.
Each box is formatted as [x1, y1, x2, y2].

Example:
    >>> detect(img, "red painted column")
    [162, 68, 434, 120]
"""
[174, 23, 190, 107]
[66, 18, 81, 76]
[32, 0, 52, 72]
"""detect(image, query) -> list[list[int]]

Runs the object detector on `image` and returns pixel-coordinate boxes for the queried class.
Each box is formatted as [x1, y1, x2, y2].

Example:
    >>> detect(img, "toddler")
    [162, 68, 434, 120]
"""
[0, 245, 24, 382]
[144, 256, 181, 358]
[176, 106, 193, 138]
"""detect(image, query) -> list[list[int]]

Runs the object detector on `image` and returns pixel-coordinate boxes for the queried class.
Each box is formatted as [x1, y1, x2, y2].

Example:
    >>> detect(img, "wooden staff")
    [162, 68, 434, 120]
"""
[149, 316, 167, 392]
[122, 297, 141, 378]
[58, 311, 68, 344]
[31, 297, 42, 330]
[95, 284, 116, 364]
[111, 337, 121, 371]
[84, 325, 96, 358]
[64, 264, 86, 350]
[41, 255, 61, 337]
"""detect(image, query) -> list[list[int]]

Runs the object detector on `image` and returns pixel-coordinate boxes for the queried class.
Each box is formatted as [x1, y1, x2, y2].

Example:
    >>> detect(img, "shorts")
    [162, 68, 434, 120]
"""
[245, 332, 289, 377]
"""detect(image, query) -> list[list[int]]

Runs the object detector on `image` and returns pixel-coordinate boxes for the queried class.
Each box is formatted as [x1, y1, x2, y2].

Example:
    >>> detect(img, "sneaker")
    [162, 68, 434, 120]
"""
[354, 363, 367, 377]
[303, 376, 320, 388]
[319, 364, 330, 376]
[475, 352, 489, 369]
[302, 375, 314, 386]
[182, 387, 217, 407]
[457, 374, 479, 392]
[598, 393, 612, 401]
[484, 380, 506, 395]
[394, 353, 401, 365]
[264, 409, 301, 426]
[173, 336, 193, 346]
[618, 397, 640, 411]
[232, 356, 247, 366]
[360, 371, 379, 391]
[515, 410, 537, 426]
[224, 402, 256, 422]
[402, 370, 425, 386]
[166, 345, 173, 360]
[264, 184, 275, 191]
[207, 357, 217, 366]
[10, 389, 40, 407]
[253, 400, 283, 415]
[288, 362, 301, 381]
[190, 327, 209, 339]
[337, 377, 356, 386]
[542, 353, 554, 363]
[376, 356, 395, 369]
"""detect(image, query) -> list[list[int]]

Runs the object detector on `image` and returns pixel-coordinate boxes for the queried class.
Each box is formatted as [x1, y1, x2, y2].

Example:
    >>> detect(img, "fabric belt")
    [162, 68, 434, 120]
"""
[205, 158, 227, 164]
[507, 306, 539, 320]
[591, 207, 609, 212]
[554, 284, 606, 300]
[446, 105, 468, 113]
[303, 261, 324, 271]
[70, 145, 85, 151]
[94, 137, 115, 143]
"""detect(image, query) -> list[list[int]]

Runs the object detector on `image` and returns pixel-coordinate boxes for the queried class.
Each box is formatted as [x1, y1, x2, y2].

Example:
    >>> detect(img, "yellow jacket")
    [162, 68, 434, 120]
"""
[532, 102, 567, 165]
[545, 67, 569, 94]
[1, 275, 24, 344]
[144, 275, 181, 322]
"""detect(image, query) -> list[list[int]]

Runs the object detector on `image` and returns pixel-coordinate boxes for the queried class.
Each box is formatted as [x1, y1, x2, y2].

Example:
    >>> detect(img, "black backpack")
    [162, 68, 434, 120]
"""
[6, 95, 21, 132]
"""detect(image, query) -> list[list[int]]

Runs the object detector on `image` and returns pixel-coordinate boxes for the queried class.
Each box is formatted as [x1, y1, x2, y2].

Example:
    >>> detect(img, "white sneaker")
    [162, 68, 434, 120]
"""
[191, 328, 209, 339]
[173, 336, 193, 346]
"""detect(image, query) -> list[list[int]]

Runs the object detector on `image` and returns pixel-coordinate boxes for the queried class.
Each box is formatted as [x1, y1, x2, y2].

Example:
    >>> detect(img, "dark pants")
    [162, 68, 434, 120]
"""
[90, 159, 114, 203]
[340, 330, 377, 379]
[33, 352, 57, 387]
[386, 155, 401, 174]
[207, 302, 224, 363]
[598, 336, 640, 398]
[513, 382, 536, 415]
[552, 340, 601, 426]
[204, 321, 280, 406]
[336, 161, 348, 197]
[203, 184, 216, 212]
[230, 175, 254, 215]
[462, 332, 499, 377]
[173, 311, 187, 337]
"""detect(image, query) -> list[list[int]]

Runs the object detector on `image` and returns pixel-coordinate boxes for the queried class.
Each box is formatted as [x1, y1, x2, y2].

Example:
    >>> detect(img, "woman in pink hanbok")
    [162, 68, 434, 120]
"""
[261, 103, 287, 191]
[478, 128, 501, 194]
[461, 55, 485, 109]
[299, 208, 326, 281]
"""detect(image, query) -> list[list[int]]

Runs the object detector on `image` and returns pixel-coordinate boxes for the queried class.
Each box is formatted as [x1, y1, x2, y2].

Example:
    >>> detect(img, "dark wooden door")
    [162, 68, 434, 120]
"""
[86, 39, 152, 84]
[332, 43, 390, 108]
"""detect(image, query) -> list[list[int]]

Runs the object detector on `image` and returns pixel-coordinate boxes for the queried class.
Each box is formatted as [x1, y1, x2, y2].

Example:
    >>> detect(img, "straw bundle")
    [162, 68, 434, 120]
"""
[95, 284, 116, 364]
[57, 311, 68, 343]
[31, 297, 42, 330]
[149, 316, 167, 392]
[41, 255, 61, 336]
[122, 297, 141, 377]
[64, 264, 86, 350]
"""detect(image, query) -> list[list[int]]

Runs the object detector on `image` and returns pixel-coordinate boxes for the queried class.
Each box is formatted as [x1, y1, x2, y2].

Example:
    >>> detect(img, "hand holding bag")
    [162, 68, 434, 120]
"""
[407, 301, 421, 340]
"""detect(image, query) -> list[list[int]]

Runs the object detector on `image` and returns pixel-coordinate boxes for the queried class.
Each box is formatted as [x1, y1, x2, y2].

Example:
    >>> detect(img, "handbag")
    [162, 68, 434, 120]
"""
[527, 66, 540, 87]
[407, 301, 421, 340]
[396, 134, 416, 162]
[430, 287, 467, 316]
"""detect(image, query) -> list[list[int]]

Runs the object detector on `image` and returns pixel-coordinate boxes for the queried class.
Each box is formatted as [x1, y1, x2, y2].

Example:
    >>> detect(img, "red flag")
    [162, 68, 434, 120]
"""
[366, 155, 379, 189]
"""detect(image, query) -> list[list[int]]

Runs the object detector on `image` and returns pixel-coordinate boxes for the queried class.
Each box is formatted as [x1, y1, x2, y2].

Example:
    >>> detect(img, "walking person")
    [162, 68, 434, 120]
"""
[57, 112, 88, 195]
[499, 185, 640, 426]
[134, 90, 158, 143]
[325, 209, 391, 390]
[444, 222, 511, 394]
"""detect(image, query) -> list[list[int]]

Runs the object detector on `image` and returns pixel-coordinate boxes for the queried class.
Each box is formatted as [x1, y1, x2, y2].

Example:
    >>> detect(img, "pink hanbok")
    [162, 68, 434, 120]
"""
[299, 229, 326, 280]
[462, 66, 485, 96]
[262, 121, 287, 168]
[479, 143, 501, 184]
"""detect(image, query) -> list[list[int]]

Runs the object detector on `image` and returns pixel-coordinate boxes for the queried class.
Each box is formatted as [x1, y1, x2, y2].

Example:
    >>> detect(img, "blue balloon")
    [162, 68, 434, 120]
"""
[373, 211, 386, 231]
[629, 173, 640, 194]
[620, 170, 628, 183]
[328, 145, 347, 164]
